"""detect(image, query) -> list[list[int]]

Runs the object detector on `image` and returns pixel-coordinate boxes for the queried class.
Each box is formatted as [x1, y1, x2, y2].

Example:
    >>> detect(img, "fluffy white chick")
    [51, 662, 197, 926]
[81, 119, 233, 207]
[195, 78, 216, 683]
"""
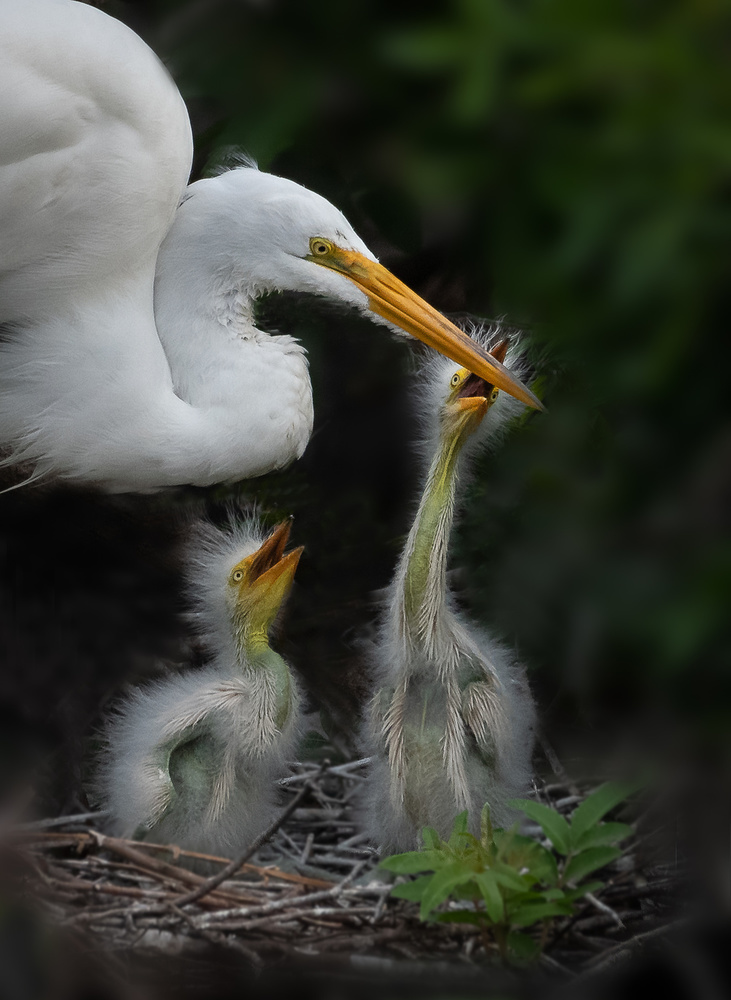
[95, 515, 303, 857]
[362, 326, 537, 852]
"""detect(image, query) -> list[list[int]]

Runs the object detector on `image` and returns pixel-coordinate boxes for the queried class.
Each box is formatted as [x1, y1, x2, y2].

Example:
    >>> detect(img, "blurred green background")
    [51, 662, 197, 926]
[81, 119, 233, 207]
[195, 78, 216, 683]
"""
[102, 0, 729, 753]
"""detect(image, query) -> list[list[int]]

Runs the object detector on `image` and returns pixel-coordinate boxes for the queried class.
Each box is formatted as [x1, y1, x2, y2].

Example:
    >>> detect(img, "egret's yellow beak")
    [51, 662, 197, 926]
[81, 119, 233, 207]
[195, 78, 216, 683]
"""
[230, 519, 303, 641]
[308, 246, 543, 411]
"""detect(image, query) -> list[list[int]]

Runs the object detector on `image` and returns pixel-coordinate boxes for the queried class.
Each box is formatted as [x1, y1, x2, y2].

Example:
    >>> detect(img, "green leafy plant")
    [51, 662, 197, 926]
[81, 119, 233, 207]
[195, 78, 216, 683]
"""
[380, 782, 636, 962]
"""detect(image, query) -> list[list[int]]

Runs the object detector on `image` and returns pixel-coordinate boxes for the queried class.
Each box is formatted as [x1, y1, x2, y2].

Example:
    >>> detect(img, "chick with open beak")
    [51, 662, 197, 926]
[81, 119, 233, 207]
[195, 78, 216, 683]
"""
[95, 516, 304, 858]
[361, 328, 536, 852]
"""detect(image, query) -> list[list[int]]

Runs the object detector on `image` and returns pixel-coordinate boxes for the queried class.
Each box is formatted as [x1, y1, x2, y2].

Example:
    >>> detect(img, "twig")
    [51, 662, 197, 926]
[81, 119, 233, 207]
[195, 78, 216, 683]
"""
[114, 837, 332, 890]
[13, 811, 110, 831]
[167, 904, 263, 967]
[172, 780, 315, 909]
[539, 735, 580, 797]
[584, 891, 625, 930]
[581, 917, 691, 975]
[540, 951, 575, 977]
[277, 759, 371, 785]
[300, 833, 314, 864]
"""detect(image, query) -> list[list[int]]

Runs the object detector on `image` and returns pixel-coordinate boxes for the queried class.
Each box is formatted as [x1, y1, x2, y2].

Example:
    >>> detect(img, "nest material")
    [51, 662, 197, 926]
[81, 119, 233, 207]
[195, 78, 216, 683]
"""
[5, 756, 682, 983]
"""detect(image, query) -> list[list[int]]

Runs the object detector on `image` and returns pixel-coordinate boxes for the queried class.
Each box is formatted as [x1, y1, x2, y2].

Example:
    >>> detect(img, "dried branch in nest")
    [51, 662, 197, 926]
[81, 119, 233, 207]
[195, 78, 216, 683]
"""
[3, 755, 684, 978]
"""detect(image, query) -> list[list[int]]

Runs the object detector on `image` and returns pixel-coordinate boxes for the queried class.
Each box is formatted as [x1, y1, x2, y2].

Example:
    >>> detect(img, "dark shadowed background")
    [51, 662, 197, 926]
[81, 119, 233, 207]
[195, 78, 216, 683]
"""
[0, 4, 729, 990]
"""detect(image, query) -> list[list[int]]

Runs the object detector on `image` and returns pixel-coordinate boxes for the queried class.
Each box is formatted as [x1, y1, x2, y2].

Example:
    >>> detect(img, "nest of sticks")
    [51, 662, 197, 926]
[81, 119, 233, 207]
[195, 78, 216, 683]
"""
[4, 752, 684, 990]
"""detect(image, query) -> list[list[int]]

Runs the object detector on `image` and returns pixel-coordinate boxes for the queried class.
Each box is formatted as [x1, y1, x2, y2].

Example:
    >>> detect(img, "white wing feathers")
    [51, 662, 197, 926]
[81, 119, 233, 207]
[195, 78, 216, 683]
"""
[0, 0, 191, 318]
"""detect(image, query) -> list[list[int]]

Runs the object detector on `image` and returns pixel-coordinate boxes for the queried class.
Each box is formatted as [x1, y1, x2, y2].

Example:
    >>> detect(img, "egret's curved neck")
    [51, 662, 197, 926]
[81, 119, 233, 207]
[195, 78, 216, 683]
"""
[0, 264, 312, 490]
[150, 229, 313, 488]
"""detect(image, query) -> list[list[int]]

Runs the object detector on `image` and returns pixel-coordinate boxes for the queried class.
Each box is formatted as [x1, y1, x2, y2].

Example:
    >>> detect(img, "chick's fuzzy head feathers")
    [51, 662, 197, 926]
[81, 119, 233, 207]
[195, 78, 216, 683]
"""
[415, 320, 533, 461]
[184, 509, 296, 659]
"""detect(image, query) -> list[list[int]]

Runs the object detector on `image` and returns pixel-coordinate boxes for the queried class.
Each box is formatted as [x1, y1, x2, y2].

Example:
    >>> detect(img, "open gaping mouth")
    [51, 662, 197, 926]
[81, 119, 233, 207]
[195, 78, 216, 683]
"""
[249, 519, 302, 587]
[456, 338, 509, 402]
[457, 372, 491, 401]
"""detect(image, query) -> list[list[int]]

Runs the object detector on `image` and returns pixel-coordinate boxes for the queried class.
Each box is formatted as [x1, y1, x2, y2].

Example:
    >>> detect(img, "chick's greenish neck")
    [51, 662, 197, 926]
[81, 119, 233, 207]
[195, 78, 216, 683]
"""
[402, 422, 469, 626]
[234, 620, 293, 730]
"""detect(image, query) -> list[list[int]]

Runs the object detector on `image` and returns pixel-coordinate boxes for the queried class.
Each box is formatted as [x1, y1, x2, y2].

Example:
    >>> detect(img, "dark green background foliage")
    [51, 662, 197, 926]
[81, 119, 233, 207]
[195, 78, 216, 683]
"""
[106, 0, 729, 741]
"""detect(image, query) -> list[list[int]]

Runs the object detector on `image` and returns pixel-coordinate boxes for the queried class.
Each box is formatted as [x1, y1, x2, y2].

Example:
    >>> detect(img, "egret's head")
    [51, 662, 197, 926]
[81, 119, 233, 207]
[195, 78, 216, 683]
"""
[166, 167, 541, 412]
[440, 340, 508, 445]
[226, 519, 303, 652]
[302, 237, 540, 412]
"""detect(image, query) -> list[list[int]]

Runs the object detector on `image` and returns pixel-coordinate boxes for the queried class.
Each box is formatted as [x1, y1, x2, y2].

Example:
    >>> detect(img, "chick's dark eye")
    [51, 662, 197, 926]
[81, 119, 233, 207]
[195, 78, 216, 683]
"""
[232, 570, 243, 583]
[490, 388, 499, 402]
[451, 373, 461, 387]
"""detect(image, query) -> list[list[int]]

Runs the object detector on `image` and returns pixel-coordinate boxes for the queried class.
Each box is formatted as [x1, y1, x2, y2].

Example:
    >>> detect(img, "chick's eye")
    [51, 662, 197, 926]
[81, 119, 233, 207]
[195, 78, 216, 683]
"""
[310, 238, 332, 256]
[450, 373, 461, 387]
[231, 570, 244, 583]
[490, 388, 499, 402]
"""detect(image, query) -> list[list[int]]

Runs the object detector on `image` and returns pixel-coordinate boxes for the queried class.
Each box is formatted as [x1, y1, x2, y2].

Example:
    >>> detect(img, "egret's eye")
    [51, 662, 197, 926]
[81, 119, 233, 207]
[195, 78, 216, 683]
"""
[490, 388, 499, 403]
[231, 569, 244, 583]
[310, 238, 333, 256]
[450, 373, 461, 388]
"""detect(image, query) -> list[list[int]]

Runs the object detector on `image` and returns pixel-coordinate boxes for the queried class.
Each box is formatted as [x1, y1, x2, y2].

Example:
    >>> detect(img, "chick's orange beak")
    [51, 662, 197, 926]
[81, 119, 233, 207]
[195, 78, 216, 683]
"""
[230, 518, 303, 633]
[249, 519, 303, 598]
[311, 248, 543, 411]
[455, 396, 489, 420]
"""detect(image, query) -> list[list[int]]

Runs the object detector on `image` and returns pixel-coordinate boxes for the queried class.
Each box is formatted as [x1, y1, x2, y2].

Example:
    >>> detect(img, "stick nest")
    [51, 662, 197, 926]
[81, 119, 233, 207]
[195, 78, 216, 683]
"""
[4, 756, 683, 984]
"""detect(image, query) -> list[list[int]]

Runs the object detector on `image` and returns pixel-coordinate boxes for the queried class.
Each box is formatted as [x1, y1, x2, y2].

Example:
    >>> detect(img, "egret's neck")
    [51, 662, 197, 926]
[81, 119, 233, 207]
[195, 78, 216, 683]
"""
[396, 427, 468, 650]
[151, 239, 313, 485]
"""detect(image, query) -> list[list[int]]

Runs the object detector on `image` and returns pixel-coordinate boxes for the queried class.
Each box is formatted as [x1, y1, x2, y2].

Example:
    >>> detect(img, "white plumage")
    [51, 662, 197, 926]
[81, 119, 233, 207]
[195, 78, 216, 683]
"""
[362, 326, 536, 852]
[0, 0, 539, 492]
[95, 514, 303, 856]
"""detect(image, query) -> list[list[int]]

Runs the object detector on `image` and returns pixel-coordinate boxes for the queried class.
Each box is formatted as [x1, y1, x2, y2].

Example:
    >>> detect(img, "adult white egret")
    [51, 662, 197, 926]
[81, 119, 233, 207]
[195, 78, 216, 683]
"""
[95, 516, 303, 855]
[362, 330, 536, 852]
[0, 0, 541, 492]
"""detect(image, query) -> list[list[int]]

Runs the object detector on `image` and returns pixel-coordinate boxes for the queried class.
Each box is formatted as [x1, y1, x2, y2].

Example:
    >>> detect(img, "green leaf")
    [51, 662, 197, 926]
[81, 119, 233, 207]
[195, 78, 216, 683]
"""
[474, 871, 505, 923]
[456, 832, 482, 852]
[574, 822, 633, 851]
[570, 782, 640, 842]
[451, 881, 481, 903]
[507, 930, 541, 962]
[379, 850, 445, 874]
[563, 881, 604, 902]
[389, 876, 433, 902]
[542, 888, 567, 901]
[563, 846, 622, 883]
[525, 846, 560, 885]
[492, 867, 532, 893]
[493, 830, 559, 884]
[447, 811, 470, 849]
[420, 826, 442, 850]
[420, 863, 475, 919]
[510, 799, 572, 854]
[508, 899, 574, 928]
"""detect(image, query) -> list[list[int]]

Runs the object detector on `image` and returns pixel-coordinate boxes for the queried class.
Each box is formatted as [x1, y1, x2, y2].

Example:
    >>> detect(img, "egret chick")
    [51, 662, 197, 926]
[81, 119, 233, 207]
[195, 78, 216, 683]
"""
[96, 517, 303, 856]
[362, 331, 536, 852]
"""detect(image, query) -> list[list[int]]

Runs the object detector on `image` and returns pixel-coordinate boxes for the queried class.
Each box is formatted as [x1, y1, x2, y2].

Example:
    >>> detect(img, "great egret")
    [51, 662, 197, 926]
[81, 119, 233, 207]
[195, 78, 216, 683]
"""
[95, 516, 303, 855]
[362, 329, 536, 852]
[0, 0, 540, 492]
